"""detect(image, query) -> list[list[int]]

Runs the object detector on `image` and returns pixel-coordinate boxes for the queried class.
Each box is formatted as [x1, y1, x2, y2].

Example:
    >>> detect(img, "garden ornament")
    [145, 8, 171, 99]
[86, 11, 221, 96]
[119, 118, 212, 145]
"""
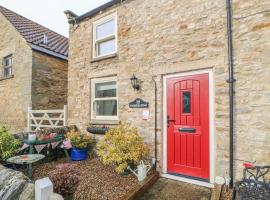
[128, 160, 151, 181]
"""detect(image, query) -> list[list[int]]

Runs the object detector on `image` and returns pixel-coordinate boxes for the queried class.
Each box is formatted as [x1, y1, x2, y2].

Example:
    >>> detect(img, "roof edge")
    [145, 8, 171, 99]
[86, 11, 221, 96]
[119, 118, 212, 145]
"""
[0, 5, 68, 40]
[0, 5, 68, 57]
[31, 44, 68, 60]
[75, 0, 123, 23]
[0, 10, 31, 47]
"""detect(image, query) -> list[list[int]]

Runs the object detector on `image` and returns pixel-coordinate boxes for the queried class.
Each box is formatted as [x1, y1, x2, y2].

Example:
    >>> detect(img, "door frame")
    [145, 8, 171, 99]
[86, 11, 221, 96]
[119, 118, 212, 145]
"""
[162, 68, 215, 188]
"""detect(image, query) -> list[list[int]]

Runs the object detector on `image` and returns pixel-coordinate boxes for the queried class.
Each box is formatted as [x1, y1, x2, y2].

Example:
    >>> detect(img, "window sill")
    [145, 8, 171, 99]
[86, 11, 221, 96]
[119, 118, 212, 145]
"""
[0, 75, 14, 81]
[91, 53, 117, 63]
[90, 119, 119, 125]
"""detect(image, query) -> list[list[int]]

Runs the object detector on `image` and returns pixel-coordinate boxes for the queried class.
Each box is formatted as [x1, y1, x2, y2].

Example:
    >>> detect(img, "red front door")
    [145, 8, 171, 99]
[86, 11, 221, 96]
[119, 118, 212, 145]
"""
[167, 73, 209, 180]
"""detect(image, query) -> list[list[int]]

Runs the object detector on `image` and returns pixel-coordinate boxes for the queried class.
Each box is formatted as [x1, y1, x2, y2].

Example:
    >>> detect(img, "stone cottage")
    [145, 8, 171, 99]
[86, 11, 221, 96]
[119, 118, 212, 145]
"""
[0, 6, 68, 133]
[66, 0, 270, 187]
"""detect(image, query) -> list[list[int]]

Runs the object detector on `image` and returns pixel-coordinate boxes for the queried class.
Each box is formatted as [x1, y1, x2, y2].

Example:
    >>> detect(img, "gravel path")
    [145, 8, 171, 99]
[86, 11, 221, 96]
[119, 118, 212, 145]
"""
[33, 156, 139, 200]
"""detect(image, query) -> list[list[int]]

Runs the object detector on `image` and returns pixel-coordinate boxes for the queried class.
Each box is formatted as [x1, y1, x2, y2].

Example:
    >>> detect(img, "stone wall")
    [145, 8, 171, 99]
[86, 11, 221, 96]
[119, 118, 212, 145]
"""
[232, 0, 270, 178]
[0, 12, 32, 133]
[32, 51, 68, 110]
[68, 0, 270, 181]
[0, 13, 68, 133]
[68, 0, 229, 178]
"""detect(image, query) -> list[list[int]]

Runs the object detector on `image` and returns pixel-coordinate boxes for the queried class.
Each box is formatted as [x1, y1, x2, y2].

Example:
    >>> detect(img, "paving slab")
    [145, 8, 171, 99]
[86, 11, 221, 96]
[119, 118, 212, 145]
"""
[138, 178, 212, 200]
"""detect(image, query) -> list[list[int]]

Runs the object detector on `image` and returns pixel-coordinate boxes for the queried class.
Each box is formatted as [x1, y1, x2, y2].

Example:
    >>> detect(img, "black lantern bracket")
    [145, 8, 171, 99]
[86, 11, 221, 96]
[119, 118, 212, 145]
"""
[130, 74, 140, 91]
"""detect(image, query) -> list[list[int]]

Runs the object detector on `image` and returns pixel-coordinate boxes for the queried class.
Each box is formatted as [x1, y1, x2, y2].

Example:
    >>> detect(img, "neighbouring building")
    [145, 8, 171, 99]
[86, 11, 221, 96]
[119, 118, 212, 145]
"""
[0, 6, 68, 133]
[66, 0, 270, 187]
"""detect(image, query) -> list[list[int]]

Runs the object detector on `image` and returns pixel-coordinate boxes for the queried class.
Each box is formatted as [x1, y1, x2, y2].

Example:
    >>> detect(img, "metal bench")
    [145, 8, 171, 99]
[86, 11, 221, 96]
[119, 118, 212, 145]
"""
[233, 165, 270, 200]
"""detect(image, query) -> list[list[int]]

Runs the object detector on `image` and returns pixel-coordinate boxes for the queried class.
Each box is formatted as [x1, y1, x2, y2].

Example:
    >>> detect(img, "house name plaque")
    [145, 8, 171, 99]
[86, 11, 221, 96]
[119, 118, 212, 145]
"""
[129, 98, 149, 108]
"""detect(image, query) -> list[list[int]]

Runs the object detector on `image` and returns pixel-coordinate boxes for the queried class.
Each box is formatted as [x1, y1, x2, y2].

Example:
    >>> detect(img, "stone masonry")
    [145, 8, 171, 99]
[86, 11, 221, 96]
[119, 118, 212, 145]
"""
[233, 0, 270, 177]
[67, 0, 270, 180]
[0, 11, 32, 133]
[0, 11, 68, 133]
[32, 51, 68, 110]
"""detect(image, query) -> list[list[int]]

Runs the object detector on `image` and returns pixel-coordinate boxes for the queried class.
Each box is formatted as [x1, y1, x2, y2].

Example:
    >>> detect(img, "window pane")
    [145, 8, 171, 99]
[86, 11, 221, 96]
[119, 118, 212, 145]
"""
[4, 56, 12, 67]
[97, 39, 115, 56]
[4, 67, 12, 77]
[5, 59, 9, 66]
[95, 100, 117, 116]
[95, 81, 116, 98]
[183, 92, 191, 113]
[96, 19, 115, 40]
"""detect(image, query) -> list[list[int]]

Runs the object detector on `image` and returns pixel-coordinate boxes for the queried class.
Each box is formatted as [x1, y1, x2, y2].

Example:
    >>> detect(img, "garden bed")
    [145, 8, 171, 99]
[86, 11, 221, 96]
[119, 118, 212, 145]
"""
[33, 156, 140, 200]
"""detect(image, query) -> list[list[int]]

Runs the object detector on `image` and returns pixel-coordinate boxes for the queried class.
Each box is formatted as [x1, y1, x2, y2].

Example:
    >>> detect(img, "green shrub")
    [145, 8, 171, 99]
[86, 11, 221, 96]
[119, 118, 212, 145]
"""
[0, 127, 21, 161]
[97, 123, 149, 174]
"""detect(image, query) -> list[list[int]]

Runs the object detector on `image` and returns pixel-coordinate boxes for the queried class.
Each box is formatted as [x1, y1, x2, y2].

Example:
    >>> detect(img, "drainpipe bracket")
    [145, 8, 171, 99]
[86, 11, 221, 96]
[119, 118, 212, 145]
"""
[226, 78, 236, 83]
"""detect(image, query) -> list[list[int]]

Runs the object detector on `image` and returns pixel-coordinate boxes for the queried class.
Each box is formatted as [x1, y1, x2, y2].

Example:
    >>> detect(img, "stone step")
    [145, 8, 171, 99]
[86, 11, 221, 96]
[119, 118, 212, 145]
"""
[138, 177, 212, 200]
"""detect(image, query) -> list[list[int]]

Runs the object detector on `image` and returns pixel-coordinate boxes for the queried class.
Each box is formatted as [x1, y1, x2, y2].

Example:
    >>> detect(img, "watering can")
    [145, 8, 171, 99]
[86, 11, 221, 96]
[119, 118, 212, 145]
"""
[128, 160, 151, 181]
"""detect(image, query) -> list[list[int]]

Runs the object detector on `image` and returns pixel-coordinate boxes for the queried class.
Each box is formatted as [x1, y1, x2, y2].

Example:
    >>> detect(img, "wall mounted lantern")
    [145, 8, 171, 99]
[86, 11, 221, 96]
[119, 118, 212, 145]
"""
[130, 74, 140, 91]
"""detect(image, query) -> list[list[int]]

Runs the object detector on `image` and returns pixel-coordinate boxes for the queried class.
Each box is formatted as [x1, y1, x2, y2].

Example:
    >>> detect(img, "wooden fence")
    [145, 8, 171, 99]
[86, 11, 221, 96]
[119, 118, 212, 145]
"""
[27, 105, 67, 131]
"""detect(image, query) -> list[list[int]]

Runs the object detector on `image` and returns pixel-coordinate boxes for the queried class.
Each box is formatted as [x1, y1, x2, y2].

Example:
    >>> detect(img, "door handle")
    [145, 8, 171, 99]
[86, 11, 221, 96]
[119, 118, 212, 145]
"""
[167, 115, 175, 127]
[179, 128, 196, 133]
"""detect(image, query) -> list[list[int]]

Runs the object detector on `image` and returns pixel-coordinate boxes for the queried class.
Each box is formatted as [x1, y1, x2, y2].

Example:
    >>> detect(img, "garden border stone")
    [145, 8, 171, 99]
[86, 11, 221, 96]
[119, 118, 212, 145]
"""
[121, 171, 159, 200]
[0, 164, 34, 200]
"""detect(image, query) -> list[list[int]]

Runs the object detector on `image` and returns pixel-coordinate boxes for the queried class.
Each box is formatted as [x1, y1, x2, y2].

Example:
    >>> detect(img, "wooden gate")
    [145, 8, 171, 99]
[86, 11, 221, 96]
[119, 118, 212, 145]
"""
[27, 105, 67, 131]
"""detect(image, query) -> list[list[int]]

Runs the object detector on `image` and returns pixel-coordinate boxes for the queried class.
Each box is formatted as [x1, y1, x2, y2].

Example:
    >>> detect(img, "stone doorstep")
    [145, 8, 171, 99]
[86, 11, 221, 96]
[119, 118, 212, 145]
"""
[137, 176, 213, 200]
[121, 171, 160, 200]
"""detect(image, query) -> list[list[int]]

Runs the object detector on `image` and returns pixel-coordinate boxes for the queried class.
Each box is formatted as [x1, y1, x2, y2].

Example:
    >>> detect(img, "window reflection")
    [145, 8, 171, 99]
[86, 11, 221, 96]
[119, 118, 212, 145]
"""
[183, 91, 191, 113]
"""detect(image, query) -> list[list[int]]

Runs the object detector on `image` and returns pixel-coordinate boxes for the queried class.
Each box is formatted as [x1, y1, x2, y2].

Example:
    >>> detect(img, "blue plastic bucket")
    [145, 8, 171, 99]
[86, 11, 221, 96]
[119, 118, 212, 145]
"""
[70, 148, 88, 161]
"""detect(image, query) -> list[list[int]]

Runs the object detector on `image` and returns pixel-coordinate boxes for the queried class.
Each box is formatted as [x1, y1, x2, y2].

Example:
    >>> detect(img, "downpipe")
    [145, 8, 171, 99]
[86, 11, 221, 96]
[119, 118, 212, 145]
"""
[152, 76, 158, 171]
[226, 0, 235, 189]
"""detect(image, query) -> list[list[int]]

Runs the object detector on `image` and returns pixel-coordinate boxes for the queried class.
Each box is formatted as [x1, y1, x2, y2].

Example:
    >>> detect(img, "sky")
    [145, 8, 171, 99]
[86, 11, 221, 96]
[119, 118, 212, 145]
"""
[0, 0, 111, 37]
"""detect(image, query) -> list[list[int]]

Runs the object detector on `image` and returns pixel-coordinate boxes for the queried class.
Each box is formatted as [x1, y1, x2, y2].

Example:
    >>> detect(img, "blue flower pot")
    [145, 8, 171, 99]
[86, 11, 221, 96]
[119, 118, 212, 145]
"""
[70, 148, 88, 161]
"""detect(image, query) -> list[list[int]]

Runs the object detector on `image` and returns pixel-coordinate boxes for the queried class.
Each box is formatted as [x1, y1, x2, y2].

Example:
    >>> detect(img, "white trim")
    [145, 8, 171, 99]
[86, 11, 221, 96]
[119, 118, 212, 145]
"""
[162, 68, 215, 186]
[91, 76, 118, 121]
[92, 12, 118, 59]
[162, 174, 215, 188]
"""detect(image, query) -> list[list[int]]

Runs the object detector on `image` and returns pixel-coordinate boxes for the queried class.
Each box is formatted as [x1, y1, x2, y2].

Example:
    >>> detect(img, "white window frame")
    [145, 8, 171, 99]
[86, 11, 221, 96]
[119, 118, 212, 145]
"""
[91, 76, 118, 121]
[3, 55, 13, 77]
[92, 13, 117, 59]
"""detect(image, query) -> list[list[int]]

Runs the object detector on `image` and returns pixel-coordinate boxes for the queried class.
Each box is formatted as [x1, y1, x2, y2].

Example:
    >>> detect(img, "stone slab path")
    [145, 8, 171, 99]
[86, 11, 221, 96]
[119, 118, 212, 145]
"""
[138, 178, 212, 200]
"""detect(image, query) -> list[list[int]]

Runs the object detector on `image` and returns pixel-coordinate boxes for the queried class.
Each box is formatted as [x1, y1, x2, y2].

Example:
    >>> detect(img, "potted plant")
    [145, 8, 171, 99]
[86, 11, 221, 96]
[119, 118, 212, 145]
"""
[67, 130, 94, 161]
[0, 126, 21, 168]
[97, 123, 149, 174]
